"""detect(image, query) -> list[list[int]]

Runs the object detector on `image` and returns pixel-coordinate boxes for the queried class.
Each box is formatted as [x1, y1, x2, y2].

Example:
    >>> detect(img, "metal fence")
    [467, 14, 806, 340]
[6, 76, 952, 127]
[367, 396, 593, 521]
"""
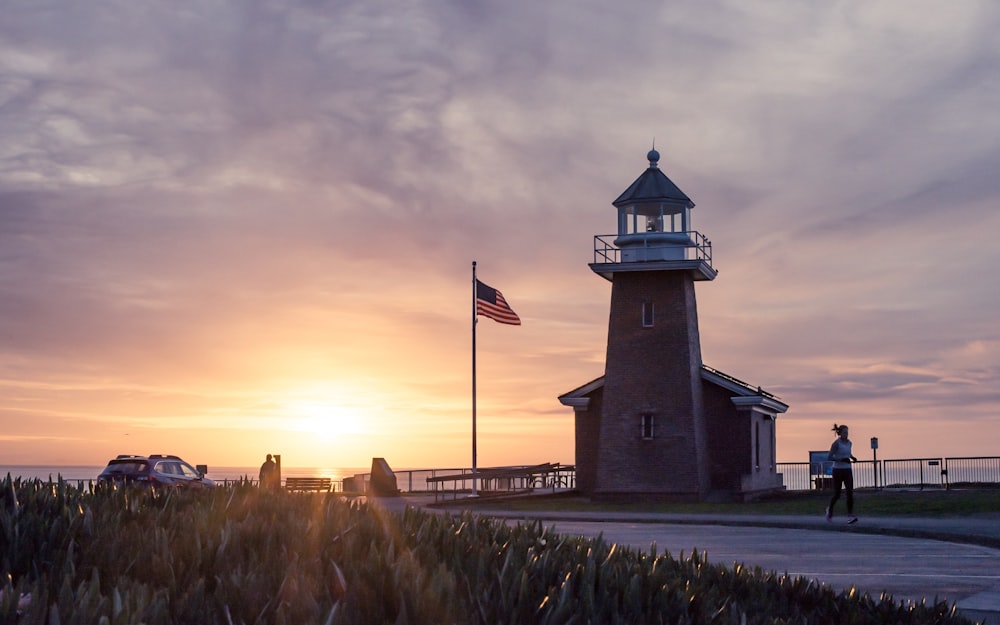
[779, 461, 880, 491]
[43, 457, 1000, 494]
[944, 456, 1000, 486]
[349, 465, 577, 495]
[883, 458, 945, 489]
[361, 457, 1000, 495]
[777, 456, 1000, 492]
[353, 458, 1000, 495]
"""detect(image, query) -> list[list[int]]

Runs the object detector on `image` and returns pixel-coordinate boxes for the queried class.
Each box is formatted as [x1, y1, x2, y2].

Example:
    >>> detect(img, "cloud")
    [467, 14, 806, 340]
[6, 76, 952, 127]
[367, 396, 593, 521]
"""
[1, 0, 999, 465]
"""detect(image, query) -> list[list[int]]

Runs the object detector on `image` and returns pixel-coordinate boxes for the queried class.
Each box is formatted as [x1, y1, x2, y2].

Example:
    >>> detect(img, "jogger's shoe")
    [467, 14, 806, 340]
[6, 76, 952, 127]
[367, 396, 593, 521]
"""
[825, 507, 832, 522]
[847, 516, 858, 525]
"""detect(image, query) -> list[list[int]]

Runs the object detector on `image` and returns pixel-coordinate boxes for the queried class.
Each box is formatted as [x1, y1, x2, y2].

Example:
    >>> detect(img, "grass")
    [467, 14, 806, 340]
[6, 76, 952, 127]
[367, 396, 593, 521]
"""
[443, 487, 1000, 517]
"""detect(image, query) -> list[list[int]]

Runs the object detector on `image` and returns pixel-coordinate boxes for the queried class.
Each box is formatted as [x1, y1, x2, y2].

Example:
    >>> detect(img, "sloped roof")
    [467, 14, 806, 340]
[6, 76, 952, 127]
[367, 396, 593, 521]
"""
[558, 365, 788, 414]
[612, 149, 694, 209]
[701, 364, 789, 413]
[556, 376, 604, 408]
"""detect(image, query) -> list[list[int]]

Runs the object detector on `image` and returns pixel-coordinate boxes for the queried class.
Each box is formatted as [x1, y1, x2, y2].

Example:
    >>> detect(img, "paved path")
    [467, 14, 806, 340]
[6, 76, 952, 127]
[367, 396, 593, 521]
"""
[537, 519, 1000, 623]
[375, 496, 1000, 623]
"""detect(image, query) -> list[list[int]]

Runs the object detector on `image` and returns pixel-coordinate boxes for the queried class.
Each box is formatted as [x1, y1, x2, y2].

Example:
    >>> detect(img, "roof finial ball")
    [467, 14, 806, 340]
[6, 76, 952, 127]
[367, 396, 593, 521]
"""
[647, 142, 660, 169]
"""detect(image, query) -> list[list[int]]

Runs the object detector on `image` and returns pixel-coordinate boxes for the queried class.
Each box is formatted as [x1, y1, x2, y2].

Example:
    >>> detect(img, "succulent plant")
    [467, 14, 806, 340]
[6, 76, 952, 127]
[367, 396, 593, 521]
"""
[0, 476, 976, 624]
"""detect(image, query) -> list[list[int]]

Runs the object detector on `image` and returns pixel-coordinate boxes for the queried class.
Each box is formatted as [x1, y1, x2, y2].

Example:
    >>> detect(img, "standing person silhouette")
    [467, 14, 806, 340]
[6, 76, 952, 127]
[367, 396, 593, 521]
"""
[259, 454, 277, 490]
[826, 424, 858, 524]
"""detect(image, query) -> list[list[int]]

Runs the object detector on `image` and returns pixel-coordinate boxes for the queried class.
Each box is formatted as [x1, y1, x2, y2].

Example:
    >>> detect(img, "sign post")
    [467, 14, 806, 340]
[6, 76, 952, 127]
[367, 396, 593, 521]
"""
[870, 437, 879, 489]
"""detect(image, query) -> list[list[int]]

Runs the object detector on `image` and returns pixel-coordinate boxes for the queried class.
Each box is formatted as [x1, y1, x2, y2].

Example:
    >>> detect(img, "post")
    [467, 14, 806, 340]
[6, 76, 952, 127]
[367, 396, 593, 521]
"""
[471, 261, 478, 497]
[870, 437, 878, 490]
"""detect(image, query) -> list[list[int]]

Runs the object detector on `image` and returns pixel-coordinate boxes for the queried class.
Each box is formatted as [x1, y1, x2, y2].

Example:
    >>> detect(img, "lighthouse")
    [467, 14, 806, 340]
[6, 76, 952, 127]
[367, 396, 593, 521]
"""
[560, 149, 788, 502]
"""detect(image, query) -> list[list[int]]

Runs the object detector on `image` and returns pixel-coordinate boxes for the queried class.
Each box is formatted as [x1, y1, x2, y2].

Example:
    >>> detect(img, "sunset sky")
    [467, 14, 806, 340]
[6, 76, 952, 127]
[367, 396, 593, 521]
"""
[2, 1, 998, 471]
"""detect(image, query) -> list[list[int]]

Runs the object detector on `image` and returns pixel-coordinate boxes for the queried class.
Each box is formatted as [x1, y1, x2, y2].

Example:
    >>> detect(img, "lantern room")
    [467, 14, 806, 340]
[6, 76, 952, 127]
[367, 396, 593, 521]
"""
[613, 148, 694, 236]
[591, 148, 716, 281]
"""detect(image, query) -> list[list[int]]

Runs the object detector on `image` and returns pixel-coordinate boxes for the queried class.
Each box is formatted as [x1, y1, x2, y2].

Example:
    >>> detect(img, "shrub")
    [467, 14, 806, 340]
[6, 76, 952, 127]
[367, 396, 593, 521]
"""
[0, 476, 975, 624]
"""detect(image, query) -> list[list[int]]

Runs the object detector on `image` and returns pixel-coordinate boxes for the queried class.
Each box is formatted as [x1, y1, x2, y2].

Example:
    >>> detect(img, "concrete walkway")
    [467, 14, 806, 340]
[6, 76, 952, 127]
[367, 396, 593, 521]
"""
[375, 496, 1000, 623]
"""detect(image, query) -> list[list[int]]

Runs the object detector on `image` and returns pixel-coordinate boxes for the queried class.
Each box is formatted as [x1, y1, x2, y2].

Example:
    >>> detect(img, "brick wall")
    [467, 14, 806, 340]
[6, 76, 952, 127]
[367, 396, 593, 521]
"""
[573, 387, 603, 493]
[704, 382, 750, 489]
[595, 270, 709, 498]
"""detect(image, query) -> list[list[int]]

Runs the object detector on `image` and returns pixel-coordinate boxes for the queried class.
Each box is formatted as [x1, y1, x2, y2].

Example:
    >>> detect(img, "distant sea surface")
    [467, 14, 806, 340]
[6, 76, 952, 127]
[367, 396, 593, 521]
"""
[1, 465, 373, 484]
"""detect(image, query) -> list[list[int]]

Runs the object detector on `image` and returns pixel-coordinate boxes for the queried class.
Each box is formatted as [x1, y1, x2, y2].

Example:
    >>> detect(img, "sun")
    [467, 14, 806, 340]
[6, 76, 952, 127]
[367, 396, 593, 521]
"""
[288, 401, 359, 442]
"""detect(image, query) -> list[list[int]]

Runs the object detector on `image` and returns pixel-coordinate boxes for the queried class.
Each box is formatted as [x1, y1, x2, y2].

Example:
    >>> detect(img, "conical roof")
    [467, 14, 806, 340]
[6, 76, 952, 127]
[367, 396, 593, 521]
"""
[612, 149, 694, 209]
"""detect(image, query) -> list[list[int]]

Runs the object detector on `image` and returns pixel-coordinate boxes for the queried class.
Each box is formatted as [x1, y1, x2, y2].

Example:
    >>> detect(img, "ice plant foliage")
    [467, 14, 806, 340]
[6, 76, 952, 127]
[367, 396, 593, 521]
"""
[0, 475, 976, 624]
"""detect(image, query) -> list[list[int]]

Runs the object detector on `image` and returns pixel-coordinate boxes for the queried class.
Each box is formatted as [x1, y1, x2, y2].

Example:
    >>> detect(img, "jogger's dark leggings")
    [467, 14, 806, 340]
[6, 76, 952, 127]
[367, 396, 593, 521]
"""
[829, 468, 854, 515]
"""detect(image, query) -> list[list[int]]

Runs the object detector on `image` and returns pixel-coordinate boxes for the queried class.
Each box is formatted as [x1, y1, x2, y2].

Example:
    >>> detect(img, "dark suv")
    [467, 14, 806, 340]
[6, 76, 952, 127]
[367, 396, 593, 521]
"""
[97, 454, 216, 490]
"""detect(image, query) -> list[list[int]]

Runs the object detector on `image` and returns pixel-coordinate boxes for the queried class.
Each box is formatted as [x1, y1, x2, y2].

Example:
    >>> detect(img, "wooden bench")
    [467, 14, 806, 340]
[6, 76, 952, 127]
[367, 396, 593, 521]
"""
[284, 477, 332, 492]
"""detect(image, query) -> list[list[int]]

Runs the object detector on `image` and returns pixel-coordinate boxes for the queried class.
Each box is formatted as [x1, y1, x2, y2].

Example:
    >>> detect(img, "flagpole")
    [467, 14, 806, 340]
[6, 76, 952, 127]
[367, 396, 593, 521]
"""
[471, 261, 478, 497]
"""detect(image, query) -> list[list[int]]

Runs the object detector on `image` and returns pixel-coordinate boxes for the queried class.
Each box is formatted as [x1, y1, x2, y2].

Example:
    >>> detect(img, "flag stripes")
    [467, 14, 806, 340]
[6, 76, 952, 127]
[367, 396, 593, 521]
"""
[475, 279, 521, 325]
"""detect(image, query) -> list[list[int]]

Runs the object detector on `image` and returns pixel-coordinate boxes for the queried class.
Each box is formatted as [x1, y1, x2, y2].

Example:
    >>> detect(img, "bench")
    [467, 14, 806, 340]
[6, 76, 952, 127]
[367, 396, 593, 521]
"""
[284, 477, 333, 492]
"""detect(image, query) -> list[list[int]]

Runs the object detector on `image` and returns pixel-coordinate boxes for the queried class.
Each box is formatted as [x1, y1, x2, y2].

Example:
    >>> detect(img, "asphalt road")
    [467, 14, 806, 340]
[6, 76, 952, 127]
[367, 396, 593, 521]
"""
[540, 520, 1000, 621]
[375, 496, 1000, 622]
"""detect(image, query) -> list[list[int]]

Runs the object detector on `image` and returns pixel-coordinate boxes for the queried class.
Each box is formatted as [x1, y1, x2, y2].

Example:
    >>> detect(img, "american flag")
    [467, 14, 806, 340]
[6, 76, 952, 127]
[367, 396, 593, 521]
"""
[475, 279, 521, 325]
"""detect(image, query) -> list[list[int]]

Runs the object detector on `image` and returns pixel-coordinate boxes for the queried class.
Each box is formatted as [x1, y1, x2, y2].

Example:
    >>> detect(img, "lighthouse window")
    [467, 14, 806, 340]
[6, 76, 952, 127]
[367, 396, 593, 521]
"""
[640, 414, 654, 439]
[754, 421, 761, 470]
[642, 302, 654, 327]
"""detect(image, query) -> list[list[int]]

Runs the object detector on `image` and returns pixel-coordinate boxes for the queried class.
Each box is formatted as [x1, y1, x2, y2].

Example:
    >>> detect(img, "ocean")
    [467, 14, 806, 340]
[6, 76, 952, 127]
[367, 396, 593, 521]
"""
[0, 464, 372, 485]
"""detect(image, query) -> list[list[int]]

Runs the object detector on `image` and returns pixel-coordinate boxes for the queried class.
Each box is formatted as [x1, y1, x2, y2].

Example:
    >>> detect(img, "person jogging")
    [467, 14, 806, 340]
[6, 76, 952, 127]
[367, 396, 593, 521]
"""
[826, 423, 858, 524]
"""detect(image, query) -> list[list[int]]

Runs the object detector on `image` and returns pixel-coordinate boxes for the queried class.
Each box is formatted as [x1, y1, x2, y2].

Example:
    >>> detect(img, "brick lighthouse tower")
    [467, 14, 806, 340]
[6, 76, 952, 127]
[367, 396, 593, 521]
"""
[560, 148, 787, 502]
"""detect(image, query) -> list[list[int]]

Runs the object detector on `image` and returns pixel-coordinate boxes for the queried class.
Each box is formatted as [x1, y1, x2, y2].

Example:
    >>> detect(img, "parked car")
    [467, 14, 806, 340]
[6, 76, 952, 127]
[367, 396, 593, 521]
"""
[97, 454, 216, 490]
